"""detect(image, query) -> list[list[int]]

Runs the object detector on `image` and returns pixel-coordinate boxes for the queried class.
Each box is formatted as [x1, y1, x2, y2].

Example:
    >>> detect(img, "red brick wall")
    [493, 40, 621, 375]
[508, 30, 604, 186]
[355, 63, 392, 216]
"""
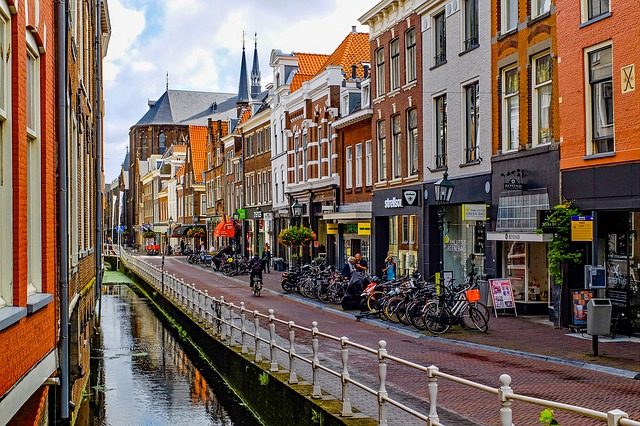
[556, 0, 640, 169]
[340, 119, 373, 204]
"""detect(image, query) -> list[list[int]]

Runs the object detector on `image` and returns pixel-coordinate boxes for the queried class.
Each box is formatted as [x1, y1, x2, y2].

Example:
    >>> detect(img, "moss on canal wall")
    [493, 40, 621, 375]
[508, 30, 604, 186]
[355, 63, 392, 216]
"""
[123, 267, 376, 426]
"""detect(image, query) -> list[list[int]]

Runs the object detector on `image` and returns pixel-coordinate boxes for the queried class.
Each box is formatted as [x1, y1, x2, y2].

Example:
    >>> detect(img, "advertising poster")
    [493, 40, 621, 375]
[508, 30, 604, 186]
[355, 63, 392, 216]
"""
[489, 279, 517, 317]
[572, 289, 593, 326]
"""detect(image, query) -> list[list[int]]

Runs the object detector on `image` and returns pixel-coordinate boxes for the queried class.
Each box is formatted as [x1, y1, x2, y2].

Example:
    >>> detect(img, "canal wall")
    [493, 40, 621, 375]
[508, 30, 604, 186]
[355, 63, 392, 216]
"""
[120, 265, 376, 426]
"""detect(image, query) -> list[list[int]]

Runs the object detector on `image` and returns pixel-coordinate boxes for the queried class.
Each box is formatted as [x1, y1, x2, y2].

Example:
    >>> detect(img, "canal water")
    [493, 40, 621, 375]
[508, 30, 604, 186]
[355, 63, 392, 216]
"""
[86, 281, 258, 425]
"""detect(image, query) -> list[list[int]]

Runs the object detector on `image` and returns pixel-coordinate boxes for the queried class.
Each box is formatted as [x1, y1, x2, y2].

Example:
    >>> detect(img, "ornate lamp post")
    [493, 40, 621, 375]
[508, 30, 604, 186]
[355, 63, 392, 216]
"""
[291, 199, 302, 227]
[162, 216, 174, 294]
[434, 171, 455, 278]
[232, 210, 240, 254]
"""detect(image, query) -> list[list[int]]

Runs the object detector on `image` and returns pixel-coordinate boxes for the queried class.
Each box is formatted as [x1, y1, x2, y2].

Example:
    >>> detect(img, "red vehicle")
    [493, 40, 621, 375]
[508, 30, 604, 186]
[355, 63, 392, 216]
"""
[145, 242, 160, 255]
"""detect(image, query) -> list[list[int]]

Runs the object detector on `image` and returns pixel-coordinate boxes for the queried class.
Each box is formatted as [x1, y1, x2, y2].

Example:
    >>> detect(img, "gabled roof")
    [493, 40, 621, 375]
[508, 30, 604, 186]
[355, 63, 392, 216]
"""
[133, 89, 238, 127]
[321, 31, 370, 79]
[189, 126, 208, 183]
[290, 53, 330, 92]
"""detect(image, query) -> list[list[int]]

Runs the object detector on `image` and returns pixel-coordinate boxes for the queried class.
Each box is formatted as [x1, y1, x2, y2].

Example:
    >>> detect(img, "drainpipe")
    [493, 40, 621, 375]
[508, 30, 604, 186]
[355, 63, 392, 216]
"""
[94, 0, 104, 317]
[56, 0, 70, 421]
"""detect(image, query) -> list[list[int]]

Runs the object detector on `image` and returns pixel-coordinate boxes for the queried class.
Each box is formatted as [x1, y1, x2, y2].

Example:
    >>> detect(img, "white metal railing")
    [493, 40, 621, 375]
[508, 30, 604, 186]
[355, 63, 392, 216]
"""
[117, 250, 639, 426]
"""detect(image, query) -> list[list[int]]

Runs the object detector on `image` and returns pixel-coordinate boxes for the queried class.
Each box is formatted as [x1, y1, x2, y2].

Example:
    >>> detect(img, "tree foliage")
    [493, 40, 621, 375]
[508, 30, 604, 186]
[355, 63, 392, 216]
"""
[142, 230, 156, 239]
[278, 226, 316, 247]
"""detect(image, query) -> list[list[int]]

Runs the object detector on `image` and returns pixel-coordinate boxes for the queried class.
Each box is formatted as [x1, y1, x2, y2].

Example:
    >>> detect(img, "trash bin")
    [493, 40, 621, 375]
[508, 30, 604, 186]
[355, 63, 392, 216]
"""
[586, 298, 612, 335]
[476, 280, 489, 306]
[273, 258, 286, 272]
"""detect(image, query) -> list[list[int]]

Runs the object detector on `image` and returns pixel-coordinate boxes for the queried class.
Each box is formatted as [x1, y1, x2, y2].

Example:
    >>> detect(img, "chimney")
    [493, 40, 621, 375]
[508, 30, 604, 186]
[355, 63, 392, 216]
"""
[351, 64, 358, 80]
[363, 64, 370, 79]
[352, 25, 357, 33]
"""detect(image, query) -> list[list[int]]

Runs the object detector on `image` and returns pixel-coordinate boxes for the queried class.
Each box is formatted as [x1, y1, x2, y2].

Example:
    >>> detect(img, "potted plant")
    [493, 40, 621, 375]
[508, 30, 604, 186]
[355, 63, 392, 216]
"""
[142, 230, 156, 240]
[186, 227, 205, 239]
[278, 226, 316, 264]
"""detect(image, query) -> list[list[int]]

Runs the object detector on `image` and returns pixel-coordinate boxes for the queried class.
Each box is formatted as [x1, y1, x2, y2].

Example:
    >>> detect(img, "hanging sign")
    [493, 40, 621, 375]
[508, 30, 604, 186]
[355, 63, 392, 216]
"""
[358, 222, 371, 235]
[462, 204, 487, 221]
[571, 215, 593, 241]
[327, 223, 339, 234]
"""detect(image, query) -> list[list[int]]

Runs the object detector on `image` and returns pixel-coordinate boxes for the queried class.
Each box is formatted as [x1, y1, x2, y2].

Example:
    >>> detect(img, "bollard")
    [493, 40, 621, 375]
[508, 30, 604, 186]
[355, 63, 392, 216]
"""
[311, 322, 321, 398]
[378, 340, 388, 426]
[288, 321, 297, 384]
[268, 309, 278, 372]
[498, 374, 513, 426]
[340, 337, 352, 417]
[254, 311, 262, 363]
[427, 365, 440, 424]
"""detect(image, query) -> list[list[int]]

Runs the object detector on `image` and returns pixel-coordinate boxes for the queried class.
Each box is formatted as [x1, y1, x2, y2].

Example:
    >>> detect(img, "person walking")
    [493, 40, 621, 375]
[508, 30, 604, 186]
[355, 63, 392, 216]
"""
[261, 244, 272, 273]
[341, 256, 356, 280]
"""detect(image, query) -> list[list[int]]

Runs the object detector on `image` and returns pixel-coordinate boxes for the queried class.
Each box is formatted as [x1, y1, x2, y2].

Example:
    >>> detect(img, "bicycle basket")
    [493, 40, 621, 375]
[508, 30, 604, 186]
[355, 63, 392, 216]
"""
[466, 289, 481, 302]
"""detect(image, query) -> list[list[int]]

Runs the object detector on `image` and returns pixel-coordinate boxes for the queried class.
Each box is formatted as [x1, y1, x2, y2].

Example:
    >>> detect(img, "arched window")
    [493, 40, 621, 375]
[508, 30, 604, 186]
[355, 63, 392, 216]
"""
[159, 132, 166, 154]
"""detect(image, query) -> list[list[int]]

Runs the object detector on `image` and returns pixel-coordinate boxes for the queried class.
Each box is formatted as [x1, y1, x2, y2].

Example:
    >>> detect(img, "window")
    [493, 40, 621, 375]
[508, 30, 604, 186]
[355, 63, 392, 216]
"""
[532, 0, 551, 18]
[588, 46, 614, 154]
[402, 216, 409, 243]
[502, 66, 519, 152]
[345, 146, 353, 189]
[377, 120, 387, 181]
[390, 217, 397, 245]
[532, 53, 552, 146]
[159, 132, 166, 153]
[390, 38, 400, 90]
[465, 82, 480, 162]
[0, 3, 11, 307]
[464, 0, 479, 49]
[265, 126, 271, 151]
[201, 194, 206, 213]
[365, 140, 372, 187]
[409, 215, 416, 244]
[407, 108, 418, 175]
[355, 143, 363, 188]
[435, 95, 447, 168]
[434, 12, 446, 66]
[391, 115, 402, 179]
[375, 47, 385, 97]
[586, 0, 609, 21]
[501, 0, 518, 33]
[405, 29, 416, 83]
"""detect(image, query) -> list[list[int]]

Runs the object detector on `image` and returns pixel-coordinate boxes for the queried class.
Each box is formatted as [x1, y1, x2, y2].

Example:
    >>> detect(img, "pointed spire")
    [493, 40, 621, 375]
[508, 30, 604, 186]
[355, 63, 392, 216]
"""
[251, 32, 261, 97]
[237, 31, 250, 104]
[166, 72, 169, 91]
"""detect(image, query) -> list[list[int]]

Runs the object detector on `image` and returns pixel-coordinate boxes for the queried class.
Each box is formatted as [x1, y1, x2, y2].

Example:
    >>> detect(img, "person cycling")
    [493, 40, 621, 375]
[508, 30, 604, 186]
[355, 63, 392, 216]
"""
[249, 252, 263, 288]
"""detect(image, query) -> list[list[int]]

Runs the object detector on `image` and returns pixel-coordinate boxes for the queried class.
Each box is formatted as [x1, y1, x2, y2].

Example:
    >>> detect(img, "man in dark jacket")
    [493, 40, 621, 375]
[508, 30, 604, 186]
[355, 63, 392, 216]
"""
[249, 252, 263, 288]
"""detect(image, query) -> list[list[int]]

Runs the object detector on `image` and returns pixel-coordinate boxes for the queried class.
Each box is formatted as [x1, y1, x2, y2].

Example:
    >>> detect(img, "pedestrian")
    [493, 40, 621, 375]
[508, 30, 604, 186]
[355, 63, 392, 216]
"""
[341, 256, 356, 280]
[261, 244, 272, 273]
[249, 251, 263, 288]
[354, 253, 368, 274]
[107, 236, 113, 254]
[180, 239, 185, 255]
[382, 255, 396, 280]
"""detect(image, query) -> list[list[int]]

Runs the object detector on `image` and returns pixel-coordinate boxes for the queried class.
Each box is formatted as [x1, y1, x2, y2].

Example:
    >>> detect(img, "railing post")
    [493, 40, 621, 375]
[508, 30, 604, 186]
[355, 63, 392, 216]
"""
[240, 303, 248, 354]
[227, 302, 237, 346]
[340, 337, 352, 417]
[311, 321, 321, 398]
[288, 321, 297, 384]
[203, 291, 211, 328]
[427, 365, 440, 425]
[219, 296, 227, 341]
[378, 340, 388, 426]
[498, 374, 513, 426]
[607, 409, 628, 426]
[254, 311, 262, 363]
[268, 309, 278, 372]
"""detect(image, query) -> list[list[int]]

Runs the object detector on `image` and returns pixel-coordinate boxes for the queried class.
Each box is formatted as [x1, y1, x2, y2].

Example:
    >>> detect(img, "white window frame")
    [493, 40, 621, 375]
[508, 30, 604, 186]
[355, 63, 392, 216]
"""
[405, 28, 416, 83]
[402, 216, 409, 244]
[435, 95, 447, 168]
[377, 120, 387, 182]
[465, 81, 480, 162]
[390, 38, 400, 90]
[200, 194, 206, 213]
[585, 42, 614, 155]
[0, 2, 11, 307]
[501, 0, 518, 33]
[502, 65, 520, 152]
[407, 108, 418, 176]
[391, 115, 401, 179]
[355, 143, 363, 188]
[532, 52, 552, 147]
[365, 140, 372, 187]
[532, 0, 551, 19]
[375, 47, 385, 97]
[26, 37, 42, 294]
[433, 11, 446, 66]
[345, 146, 353, 189]
[464, 0, 479, 50]
[581, 0, 610, 23]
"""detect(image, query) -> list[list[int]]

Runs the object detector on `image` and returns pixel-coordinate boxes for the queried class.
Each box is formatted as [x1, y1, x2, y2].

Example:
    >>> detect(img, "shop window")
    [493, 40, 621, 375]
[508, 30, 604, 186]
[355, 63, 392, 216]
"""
[587, 45, 614, 155]
[497, 193, 550, 231]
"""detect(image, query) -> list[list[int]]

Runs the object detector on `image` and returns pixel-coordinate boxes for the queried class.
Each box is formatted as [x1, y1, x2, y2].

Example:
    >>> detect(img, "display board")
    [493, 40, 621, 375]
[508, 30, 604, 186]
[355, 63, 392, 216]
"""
[489, 278, 518, 317]
[572, 289, 593, 327]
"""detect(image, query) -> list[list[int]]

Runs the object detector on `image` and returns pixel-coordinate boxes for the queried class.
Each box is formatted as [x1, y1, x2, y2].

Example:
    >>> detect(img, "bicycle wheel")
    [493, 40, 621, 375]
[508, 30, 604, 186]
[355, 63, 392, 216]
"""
[461, 304, 489, 332]
[397, 300, 412, 325]
[253, 280, 262, 296]
[383, 296, 404, 323]
[408, 299, 428, 330]
[328, 284, 345, 304]
[366, 291, 385, 312]
[317, 282, 331, 303]
[299, 278, 317, 298]
[423, 303, 450, 334]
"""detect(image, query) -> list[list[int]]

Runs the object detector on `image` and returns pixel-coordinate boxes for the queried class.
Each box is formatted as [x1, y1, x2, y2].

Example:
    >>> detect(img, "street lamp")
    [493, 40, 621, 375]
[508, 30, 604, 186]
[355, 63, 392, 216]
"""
[232, 210, 240, 254]
[162, 216, 174, 295]
[434, 170, 455, 278]
[255, 206, 262, 254]
[291, 199, 302, 227]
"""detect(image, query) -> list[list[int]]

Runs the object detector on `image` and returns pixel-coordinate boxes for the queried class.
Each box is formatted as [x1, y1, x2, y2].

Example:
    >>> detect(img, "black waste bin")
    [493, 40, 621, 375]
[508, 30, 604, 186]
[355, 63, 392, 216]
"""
[273, 258, 286, 271]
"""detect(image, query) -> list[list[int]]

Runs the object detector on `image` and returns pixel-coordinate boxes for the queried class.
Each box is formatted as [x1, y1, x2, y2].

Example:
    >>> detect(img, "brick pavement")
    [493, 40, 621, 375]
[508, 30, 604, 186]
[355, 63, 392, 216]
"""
[145, 254, 640, 425]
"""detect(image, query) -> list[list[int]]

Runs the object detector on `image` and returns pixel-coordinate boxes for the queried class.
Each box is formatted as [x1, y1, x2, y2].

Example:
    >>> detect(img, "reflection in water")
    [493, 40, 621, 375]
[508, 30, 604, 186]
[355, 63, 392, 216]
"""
[88, 283, 237, 425]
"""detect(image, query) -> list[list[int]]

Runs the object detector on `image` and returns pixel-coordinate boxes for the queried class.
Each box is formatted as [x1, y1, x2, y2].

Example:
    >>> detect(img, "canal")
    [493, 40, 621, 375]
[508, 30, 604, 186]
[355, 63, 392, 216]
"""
[84, 280, 259, 425]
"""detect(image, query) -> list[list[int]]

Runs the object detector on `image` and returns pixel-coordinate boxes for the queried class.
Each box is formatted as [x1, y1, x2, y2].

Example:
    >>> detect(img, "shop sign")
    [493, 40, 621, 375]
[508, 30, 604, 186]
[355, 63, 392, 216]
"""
[358, 222, 371, 235]
[571, 215, 593, 242]
[504, 178, 524, 190]
[474, 225, 486, 254]
[489, 279, 517, 313]
[402, 190, 421, 207]
[384, 196, 403, 208]
[253, 210, 263, 219]
[237, 208, 246, 220]
[263, 212, 273, 221]
[462, 204, 487, 221]
[322, 205, 335, 213]
[327, 223, 339, 234]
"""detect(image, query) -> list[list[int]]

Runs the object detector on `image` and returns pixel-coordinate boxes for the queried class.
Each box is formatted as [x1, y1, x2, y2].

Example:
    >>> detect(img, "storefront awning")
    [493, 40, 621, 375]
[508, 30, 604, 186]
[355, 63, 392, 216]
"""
[486, 232, 553, 242]
[171, 225, 189, 238]
[322, 211, 372, 222]
[214, 221, 235, 238]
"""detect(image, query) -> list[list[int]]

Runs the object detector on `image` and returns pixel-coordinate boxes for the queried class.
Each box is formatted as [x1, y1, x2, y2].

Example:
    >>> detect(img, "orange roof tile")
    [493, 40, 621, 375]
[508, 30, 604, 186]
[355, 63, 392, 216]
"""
[176, 164, 185, 178]
[189, 125, 208, 182]
[173, 145, 187, 153]
[235, 108, 252, 133]
[290, 52, 330, 92]
[321, 31, 370, 79]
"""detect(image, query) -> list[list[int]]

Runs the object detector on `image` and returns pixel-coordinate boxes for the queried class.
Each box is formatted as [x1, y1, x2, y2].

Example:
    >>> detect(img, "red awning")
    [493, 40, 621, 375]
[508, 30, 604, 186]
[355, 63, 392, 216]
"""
[214, 221, 235, 238]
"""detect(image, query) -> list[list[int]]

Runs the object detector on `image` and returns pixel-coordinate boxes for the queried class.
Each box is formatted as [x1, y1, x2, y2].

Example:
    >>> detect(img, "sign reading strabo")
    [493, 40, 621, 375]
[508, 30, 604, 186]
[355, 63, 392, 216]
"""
[384, 197, 403, 208]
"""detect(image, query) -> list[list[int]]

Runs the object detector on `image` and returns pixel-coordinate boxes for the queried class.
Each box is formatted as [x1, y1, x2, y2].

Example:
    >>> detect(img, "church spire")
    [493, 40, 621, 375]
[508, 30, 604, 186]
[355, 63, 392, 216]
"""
[237, 32, 250, 104]
[250, 32, 261, 97]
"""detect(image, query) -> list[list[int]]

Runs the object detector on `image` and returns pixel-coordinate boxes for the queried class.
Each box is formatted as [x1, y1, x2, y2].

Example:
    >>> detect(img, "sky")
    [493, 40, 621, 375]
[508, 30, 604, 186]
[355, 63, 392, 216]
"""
[103, 0, 378, 184]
